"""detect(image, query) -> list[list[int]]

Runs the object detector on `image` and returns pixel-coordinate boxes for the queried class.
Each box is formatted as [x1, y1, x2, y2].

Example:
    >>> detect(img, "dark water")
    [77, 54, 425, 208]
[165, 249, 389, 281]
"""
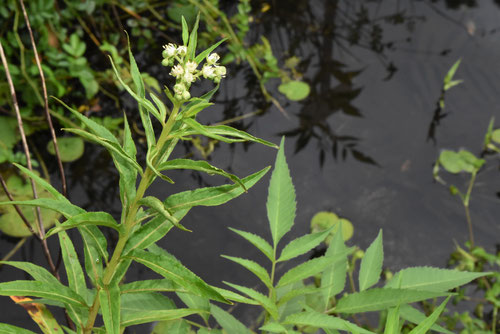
[2, 0, 500, 330]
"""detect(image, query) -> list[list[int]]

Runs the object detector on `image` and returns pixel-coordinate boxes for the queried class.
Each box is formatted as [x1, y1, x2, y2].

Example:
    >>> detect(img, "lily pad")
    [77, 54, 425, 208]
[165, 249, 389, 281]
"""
[278, 80, 310, 101]
[0, 174, 60, 237]
[46, 137, 84, 162]
[310, 211, 354, 244]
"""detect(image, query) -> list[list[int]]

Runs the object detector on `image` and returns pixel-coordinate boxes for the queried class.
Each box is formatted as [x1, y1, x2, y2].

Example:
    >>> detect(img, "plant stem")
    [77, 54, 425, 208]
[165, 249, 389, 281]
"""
[463, 171, 476, 248]
[83, 102, 181, 333]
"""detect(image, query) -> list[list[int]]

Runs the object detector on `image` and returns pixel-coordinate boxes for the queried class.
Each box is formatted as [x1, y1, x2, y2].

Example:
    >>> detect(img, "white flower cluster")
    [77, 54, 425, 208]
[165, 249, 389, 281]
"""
[161, 43, 226, 101]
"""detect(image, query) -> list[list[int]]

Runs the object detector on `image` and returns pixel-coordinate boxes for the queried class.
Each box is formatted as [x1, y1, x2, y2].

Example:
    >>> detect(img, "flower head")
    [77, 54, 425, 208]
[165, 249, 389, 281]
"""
[170, 64, 184, 78]
[183, 71, 196, 84]
[202, 64, 216, 79]
[176, 46, 187, 57]
[185, 60, 198, 73]
[162, 43, 177, 58]
[206, 53, 220, 65]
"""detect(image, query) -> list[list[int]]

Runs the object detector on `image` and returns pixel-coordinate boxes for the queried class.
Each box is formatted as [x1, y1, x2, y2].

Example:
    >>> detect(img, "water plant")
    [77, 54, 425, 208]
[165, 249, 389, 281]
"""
[0, 14, 492, 334]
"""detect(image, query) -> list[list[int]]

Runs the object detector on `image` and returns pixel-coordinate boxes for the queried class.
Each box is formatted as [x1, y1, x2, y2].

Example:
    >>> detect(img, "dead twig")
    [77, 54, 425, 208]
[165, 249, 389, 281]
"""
[18, 0, 67, 198]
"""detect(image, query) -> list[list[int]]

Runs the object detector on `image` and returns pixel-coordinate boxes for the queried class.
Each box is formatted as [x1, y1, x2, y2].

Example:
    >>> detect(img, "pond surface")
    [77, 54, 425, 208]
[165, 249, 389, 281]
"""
[2, 0, 500, 330]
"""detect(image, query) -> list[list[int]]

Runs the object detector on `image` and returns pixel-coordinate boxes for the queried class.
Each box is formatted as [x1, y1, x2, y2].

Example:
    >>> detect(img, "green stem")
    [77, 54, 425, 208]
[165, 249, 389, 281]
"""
[83, 102, 181, 333]
[463, 171, 476, 248]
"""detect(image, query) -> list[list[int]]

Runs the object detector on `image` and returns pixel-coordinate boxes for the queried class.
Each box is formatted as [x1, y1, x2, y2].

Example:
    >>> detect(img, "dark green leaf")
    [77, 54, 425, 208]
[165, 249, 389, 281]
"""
[221, 256, 272, 288]
[100, 283, 120, 334]
[278, 228, 332, 262]
[0, 281, 87, 307]
[138, 196, 190, 232]
[210, 304, 252, 334]
[359, 230, 383, 291]
[228, 228, 273, 262]
[46, 212, 120, 238]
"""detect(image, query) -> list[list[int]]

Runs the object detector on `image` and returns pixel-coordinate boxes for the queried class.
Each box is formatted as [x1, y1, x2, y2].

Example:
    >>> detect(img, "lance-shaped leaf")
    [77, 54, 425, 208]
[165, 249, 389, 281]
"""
[46, 212, 121, 238]
[210, 304, 252, 334]
[283, 311, 376, 334]
[79, 225, 109, 264]
[176, 121, 277, 148]
[13, 164, 66, 202]
[82, 234, 103, 287]
[0, 323, 37, 334]
[228, 228, 273, 262]
[0, 281, 88, 307]
[150, 92, 167, 121]
[0, 198, 84, 218]
[120, 114, 138, 207]
[122, 211, 186, 255]
[212, 287, 259, 305]
[158, 159, 246, 190]
[181, 16, 189, 45]
[321, 229, 348, 309]
[277, 250, 351, 288]
[277, 285, 323, 306]
[384, 266, 490, 292]
[164, 167, 270, 212]
[120, 279, 183, 294]
[64, 128, 142, 174]
[221, 255, 272, 288]
[187, 13, 200, 59]
[267, 138, 296, 247]
[182, 101, 213, 118]
[138, 196, 189, 231]
[194, 39, 227, 64]
[100, 283, 120, 334]
[146, 148, 175, 184]
[384, 306, 401, 334]
[126, 249, 228, 303]
[278, 228, 332, 262]
[407, 296, 451, 334]
[176, 292, 210, 323]
[334, 288, 448, 314]
[59, 229, 87, 300]
[121, 309, 205, 327]
[0, 261, 60, 285]
[223, 282, 279, 320]
[359, 230, 383, 291]
[121, 292, 175, 317]
[399, 305, 454, 334]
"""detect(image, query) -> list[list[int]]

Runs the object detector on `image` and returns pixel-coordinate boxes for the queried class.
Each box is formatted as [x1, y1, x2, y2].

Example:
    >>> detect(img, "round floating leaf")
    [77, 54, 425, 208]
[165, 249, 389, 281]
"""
[0, 175, 60, 237]
[278, 80, 310, 101]
[491, 129, 500, 144]
[439, 150, 483, 174]
[46, 137, 84, 162]
[310, 211, 353, 243]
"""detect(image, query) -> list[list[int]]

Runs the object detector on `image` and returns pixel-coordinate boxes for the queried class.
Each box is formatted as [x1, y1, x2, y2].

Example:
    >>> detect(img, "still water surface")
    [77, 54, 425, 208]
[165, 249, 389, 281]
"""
[1, 0, 500, 330]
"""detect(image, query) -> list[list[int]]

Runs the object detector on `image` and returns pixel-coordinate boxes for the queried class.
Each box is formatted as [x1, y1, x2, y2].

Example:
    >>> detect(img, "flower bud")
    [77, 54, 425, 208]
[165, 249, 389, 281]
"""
[206, 53, 220, 65]
[176, 46, 187, 56]
[174, 83, 186, 95]
[215, 65, 227, 78]
[202, 64, 216, 79]
[182, 91, 191, 100]
[161, 58, 170, 67]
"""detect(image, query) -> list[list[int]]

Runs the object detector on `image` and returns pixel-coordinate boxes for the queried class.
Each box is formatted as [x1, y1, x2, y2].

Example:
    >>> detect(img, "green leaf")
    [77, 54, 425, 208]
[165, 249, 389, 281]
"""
[0, 261, 60, 285]
[187, 13, 200, 59]
[100, 283, 120, 334]
[223, 281, 279, 320]
[334, 288, 448, 314]
[150, 92, 167, 121]
[79, 225, 109, 264]
[491, 128, 500, 144]
[46, 212, 120, 238]
[194, 39, 227, 64]
[46, 137, 84, 162]
[212, 287, 259, 305]
[122, 213, 179, 255]
[164, 167, 270, 212]
[0, 198, 84, 219]
[210, 304, 252, 334]
[310, 211, 354, 243]
[267, 137, 296, 247]
[158, 159, 246, 190]
[443, 59, 461, 91]
[121, 309, 205, 327]
[120, 114, 138, 206]
[59, 229, 87, 298]
[0, 281, 88, 307]
[383, 306, 401, 334]
[138, 196, 190, 232]
[120, 279, 182, 294]
[384, 267, 489, 292]
[13, 164, 67, 202]
[228, 228, 273, 261]
[121, 292, 175, 316]
[278, 228, 332, 262]
[151, 318, 191, 334]
[321, 229, 348, 308]
[407, 296, 451, 334]
[283, 311, 375, 334]
[82, 232, 103, 287]
[176, 123, 277, 148]
[438, 149, 484, 174]
[181, 16, 189, 46]
[64, 128, 142, 174]
[221, 255, 272, 288]
[0, 324, 37, 334]
[176, 292, 210, 323]
[277, 250, 351, 288]
[259, 322, 288, 333]
[277, 285, 322, 306]
[278, 80, 310, 101]
[127, 249, 228, 303]
[359, 230, 383, 291]
[182, 101, 213, 118]
[399, 305, 454, 334]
